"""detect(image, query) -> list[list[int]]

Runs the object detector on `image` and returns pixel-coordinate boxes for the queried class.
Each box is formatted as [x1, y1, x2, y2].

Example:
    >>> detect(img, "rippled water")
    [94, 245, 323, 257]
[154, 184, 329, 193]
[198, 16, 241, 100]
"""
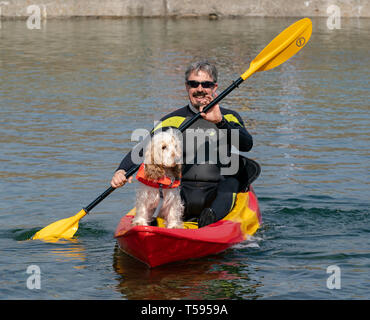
[0, 17, 369, 300]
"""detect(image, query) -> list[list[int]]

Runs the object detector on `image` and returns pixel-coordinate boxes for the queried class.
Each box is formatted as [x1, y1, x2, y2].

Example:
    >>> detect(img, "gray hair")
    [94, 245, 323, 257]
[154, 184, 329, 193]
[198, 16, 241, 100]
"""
[185, 60, 218, 83]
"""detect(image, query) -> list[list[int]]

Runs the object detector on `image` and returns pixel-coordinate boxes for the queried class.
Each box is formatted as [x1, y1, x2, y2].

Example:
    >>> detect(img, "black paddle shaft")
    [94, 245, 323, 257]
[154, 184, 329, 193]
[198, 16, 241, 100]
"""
[84, 76, 244, 213]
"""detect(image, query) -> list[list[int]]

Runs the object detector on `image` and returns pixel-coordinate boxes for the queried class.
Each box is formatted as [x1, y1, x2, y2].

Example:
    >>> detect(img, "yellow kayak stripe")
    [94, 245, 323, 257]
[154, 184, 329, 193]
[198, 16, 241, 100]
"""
[223, 193, 260, 237]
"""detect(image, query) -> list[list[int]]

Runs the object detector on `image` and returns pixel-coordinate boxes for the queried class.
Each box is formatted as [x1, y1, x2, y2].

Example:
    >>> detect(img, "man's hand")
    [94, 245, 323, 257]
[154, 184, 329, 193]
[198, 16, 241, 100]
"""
[199, 92, 223, 124]
[111, 169, 133, 188]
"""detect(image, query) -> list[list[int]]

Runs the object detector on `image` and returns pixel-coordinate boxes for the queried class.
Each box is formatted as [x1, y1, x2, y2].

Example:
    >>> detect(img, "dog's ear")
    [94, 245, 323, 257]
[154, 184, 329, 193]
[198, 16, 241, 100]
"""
[145, 164, 165, 180]
[143, 142, 165, 180]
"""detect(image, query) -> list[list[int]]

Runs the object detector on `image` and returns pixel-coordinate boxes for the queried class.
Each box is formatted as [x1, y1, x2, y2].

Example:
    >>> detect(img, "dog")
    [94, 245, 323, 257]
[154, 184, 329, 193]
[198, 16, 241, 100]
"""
[132, 129, 184, 229]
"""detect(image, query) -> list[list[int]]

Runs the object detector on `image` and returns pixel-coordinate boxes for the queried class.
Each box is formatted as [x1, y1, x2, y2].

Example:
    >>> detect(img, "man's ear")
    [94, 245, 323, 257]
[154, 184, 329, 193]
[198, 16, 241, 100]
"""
[212, 84, 218, 96]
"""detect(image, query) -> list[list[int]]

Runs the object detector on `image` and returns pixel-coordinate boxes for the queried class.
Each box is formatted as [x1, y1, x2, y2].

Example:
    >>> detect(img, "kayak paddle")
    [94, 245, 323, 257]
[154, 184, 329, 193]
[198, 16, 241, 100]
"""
[32, 17, 312, 241]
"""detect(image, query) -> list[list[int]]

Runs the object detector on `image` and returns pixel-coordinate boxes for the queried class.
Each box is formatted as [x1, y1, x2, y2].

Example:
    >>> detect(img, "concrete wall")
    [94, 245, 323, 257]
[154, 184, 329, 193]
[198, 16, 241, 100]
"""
[0, 0, 368, 19]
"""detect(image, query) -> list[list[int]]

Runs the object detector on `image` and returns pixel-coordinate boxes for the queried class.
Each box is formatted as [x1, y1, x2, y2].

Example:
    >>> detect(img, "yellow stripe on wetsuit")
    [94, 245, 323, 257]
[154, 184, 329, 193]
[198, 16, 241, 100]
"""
[152, 116, 186, 132]
[224, 114, 242, 126]
[153, 113, 242, 132]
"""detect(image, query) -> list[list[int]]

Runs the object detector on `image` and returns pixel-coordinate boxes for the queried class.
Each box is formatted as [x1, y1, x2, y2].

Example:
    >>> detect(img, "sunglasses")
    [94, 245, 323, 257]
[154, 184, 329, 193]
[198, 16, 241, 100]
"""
[186, 80, 216, 89]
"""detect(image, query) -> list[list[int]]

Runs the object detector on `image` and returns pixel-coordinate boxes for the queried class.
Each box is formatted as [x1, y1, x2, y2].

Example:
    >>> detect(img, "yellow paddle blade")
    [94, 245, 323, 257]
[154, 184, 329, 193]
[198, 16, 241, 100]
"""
[32, 209, 87, 241]
[241, 18, 312, 80]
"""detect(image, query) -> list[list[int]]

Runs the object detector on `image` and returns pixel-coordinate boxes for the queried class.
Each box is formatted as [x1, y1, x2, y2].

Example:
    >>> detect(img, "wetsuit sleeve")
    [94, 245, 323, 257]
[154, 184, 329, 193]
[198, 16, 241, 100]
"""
[217, 111, 253, 152]
[116, 150, 135, 172]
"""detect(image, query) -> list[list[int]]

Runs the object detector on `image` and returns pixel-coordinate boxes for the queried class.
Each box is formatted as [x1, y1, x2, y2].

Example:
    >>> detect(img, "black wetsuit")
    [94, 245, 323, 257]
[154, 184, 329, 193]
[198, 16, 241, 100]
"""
[117, 104, 253, 221]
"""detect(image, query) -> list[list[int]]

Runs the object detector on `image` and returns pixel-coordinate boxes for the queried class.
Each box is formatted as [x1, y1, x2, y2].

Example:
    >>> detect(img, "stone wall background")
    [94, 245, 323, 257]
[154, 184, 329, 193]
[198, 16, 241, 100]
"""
[0, 0, 368, 19]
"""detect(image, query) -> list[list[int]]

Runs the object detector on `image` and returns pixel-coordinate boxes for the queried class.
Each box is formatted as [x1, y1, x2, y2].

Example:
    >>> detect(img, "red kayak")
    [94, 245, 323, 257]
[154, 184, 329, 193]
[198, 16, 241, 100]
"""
[114, 186, 261, 268]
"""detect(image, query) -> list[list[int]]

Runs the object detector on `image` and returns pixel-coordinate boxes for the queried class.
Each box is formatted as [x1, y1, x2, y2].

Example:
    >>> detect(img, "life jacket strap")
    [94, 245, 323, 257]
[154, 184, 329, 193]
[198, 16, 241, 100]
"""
[152, 184, 164, 220]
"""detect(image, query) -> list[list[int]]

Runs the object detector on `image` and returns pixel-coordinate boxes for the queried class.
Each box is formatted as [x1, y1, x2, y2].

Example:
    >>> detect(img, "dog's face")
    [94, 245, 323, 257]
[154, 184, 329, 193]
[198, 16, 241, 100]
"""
[149, 130, 182, 168]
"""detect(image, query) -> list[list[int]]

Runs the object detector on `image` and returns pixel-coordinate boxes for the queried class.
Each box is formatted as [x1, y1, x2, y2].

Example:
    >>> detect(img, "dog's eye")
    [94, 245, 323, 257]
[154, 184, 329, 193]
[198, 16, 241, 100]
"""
[162, 145, 167, 150]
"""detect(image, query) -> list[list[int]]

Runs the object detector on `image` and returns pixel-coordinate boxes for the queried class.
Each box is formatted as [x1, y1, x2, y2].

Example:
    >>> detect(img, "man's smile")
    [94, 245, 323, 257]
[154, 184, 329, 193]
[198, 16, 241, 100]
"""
[193, 91, 207, 98]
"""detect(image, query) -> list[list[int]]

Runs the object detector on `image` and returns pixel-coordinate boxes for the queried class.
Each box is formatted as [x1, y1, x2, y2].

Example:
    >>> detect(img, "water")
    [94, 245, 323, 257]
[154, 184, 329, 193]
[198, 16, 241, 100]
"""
[0, 17, 369, 300]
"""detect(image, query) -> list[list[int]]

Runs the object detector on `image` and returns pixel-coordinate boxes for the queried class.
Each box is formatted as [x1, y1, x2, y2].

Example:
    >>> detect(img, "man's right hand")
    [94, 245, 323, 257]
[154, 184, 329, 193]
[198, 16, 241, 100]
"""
[111, 169, 133, 188]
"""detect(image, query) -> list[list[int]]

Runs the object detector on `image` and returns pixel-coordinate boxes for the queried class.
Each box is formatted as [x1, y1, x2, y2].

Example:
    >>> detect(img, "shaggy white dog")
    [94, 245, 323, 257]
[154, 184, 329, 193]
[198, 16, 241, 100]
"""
[132, 129, 184, 228]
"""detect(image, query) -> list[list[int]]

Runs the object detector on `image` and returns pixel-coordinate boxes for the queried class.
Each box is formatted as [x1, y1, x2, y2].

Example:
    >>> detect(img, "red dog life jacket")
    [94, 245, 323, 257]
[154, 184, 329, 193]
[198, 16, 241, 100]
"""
[136, 163, 181, 189]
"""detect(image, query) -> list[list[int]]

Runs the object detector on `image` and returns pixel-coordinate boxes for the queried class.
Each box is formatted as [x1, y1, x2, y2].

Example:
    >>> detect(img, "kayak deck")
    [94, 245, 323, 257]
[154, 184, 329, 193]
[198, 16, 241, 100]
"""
[114, 187, 261, 268]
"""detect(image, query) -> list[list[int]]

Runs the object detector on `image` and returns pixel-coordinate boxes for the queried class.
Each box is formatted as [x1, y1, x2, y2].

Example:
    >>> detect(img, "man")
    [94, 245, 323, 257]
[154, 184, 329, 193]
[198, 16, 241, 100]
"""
[111, 60, 253, 227]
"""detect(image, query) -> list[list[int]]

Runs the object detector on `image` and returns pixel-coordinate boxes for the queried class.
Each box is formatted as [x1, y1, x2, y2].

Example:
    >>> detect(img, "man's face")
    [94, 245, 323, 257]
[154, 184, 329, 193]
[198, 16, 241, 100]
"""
[186, 70, 218, 110]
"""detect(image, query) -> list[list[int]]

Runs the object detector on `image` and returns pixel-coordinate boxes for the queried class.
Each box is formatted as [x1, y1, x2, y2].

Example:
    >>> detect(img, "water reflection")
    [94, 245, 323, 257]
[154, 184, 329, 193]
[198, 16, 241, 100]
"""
[49, 243, 86, 263]
[112, 245, 263, 300]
